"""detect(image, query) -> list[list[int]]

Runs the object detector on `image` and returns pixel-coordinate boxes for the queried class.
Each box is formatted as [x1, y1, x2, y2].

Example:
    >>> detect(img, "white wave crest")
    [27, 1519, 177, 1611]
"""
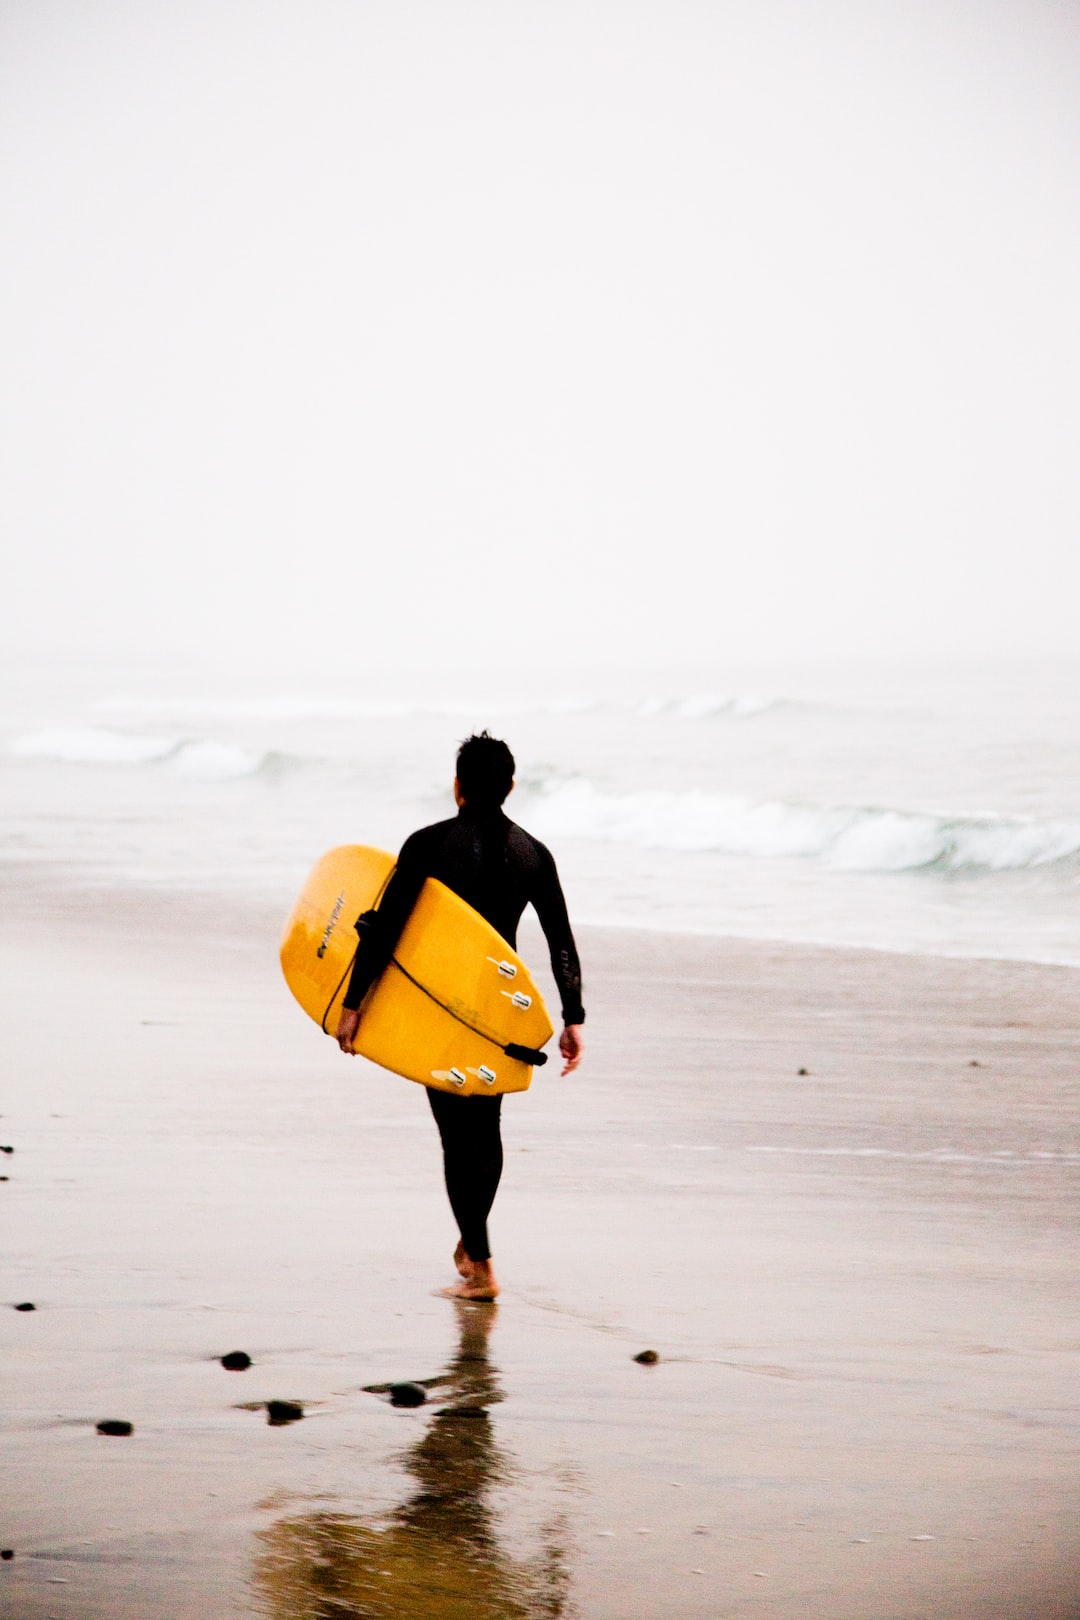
[166, 741, 268, 780]
[524, 780, 1080, 873]
[637, 693, 781, 720]
[8, 728, 268, 779]
[9, 727, 177, 765]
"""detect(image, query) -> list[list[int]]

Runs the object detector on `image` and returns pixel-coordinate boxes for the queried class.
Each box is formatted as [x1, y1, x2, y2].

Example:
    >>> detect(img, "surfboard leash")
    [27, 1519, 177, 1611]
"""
[386, 956, 549, 1067]
[321, 949, 358, 1034]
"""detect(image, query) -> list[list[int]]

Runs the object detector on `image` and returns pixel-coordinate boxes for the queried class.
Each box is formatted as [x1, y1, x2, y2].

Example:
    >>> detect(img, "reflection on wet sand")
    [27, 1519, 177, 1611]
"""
[253, 1303, 572, 1619]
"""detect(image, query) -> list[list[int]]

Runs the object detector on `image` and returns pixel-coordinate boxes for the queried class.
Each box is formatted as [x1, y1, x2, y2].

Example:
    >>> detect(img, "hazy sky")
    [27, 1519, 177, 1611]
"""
[2, 0, 1078, 674]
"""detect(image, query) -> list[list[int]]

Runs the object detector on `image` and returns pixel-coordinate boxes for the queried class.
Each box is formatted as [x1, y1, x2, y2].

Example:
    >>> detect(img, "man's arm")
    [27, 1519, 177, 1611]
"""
[530, 843, 585, 1073]
[336, 833, 429, 1053]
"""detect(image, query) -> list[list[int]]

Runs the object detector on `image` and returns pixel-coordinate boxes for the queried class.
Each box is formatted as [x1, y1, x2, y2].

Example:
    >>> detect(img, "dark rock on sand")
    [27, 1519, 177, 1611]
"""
[266, 1400, 304, 1425]
[633, 1349, 660, 1364]
[797, 1067, 809, 1076]
[1, 1549, 14, 1560]
[221, 1351, 252, 1371]
[389, 1382, 428, 1407]
[14, 1302, 35, 1313]
[96, 1420, 134, 1436]
[0, 1146, 13, 1154]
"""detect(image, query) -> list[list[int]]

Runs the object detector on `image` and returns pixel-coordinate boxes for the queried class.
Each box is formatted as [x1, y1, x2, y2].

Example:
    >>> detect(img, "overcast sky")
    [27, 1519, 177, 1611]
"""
[2, 0, 1078, 676]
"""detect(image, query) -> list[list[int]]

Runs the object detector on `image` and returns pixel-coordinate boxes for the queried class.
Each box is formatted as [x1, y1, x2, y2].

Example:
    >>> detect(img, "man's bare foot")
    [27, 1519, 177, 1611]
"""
[453, 1240, 473, 1279]
[444, 1259, 499, 1301]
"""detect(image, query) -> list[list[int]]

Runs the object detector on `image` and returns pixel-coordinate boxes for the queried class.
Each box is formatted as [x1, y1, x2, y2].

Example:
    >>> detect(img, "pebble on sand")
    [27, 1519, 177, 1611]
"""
[0, 1146, 13, 1154]
[633, 1349, 660, 1364]
[14, 1302, 35, 1312]
[389, 1382, 428, 1408]
[96, 1420, 134, 1437]
[266, 1400, 304, 1425]
[220, 1351, 252, 1371]
[1, 1549, 14, 1560]
[797, 1068, 809, 1076]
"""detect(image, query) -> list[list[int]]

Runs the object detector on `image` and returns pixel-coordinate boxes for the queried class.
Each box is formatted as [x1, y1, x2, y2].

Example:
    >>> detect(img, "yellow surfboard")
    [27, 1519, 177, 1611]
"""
[280, 845, 554, 1096]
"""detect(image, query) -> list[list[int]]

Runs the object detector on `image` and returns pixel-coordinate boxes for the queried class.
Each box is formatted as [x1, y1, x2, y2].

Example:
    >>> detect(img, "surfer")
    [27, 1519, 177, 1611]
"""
[335, 732, 585, 1302]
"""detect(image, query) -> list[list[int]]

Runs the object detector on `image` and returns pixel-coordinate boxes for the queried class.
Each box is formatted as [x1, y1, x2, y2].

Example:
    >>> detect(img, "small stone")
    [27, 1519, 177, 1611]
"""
[0, 1146, 13, 1154]
[633, 1349, 660, 1364]
[0, 1176, 9, 1182]
[220, 1351, 252, 1371]
[797, 1068, 809, 1076]
[14, 1302, 35, 1312]
[389, 1382, 427, 1408]
[969, 1060, 981, 1067]
[1, 1549, 14, 1560]
[266, 1400, 303, 1425]
[96, 1420, 133, 1436]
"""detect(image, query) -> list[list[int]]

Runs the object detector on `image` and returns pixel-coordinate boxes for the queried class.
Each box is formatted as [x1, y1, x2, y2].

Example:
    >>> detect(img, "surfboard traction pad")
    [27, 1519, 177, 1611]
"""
[280, 844, 554, 1096]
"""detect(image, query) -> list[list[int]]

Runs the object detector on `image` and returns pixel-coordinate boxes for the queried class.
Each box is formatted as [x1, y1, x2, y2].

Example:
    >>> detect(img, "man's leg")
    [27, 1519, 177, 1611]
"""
[426, 1088, 504, 1291]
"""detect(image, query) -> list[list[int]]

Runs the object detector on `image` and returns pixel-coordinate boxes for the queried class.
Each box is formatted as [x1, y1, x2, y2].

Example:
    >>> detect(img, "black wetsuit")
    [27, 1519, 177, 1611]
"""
[343, 805, 585, 1263]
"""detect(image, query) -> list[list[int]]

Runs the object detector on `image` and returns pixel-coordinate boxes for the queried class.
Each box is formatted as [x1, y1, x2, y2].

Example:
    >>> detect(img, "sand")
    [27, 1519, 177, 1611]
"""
[1, 871, 1077, 1619]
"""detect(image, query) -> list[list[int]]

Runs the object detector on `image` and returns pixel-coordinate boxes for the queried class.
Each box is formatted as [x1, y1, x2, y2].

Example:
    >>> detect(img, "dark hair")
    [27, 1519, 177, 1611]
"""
[456, 731, 515, 808]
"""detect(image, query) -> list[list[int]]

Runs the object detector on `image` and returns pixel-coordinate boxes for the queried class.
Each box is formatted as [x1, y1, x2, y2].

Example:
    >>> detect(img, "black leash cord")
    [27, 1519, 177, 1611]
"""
[386, 956, 549, 1066]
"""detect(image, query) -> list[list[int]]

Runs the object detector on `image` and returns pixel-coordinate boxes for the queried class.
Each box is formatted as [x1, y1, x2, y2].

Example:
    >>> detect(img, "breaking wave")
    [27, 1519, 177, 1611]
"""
[524, 779, 1080, 874]
[8, 728, 271, 780]
[636, 693, 789, 720]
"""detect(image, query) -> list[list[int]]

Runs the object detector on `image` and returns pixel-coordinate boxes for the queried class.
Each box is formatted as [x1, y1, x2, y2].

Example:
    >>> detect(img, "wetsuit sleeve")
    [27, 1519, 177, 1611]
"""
[530, 844, 585, 1026]
[342, 832, 429, 1011]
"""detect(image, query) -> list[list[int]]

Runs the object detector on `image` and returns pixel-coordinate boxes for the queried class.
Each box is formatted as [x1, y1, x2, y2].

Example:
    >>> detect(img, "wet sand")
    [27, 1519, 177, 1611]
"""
[1, 873, 1078, 1618]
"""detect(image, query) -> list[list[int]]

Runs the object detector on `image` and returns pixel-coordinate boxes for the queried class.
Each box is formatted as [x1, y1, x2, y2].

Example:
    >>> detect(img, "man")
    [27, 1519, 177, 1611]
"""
[335, 731, 585, 1301]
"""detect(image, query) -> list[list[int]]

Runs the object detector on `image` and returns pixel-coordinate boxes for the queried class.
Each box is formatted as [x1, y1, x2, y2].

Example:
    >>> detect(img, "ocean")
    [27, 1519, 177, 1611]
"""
[3, 654, 1078, 968]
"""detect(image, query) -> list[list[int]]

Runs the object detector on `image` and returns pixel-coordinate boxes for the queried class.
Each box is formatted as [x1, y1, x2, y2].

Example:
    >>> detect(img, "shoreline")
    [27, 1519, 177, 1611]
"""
[1, 862, 1078, 1617]
[7, 854, 1080, 978]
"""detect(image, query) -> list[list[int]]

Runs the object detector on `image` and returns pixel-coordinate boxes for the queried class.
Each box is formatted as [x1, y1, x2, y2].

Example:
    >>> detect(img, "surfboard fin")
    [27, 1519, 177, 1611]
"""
[503, 1043, 548, 1066]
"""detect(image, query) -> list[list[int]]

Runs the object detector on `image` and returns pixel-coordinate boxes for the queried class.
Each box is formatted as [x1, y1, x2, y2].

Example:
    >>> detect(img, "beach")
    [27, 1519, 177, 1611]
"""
[2, 872, 1077, 1619]
[4, 0, 1080, 1606]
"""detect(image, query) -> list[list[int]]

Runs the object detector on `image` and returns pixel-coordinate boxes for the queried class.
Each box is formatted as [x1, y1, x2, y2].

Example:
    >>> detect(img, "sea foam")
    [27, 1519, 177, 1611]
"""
[8, 728, 268, 780]
[9, 727, 177, 765]
[524, 779, 1080, 874]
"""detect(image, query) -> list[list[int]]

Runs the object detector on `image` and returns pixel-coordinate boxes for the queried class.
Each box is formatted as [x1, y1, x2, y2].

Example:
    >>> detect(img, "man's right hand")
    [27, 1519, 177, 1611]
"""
[559, 1024, 584, 1075]
[336, 1008, 361, 1054]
